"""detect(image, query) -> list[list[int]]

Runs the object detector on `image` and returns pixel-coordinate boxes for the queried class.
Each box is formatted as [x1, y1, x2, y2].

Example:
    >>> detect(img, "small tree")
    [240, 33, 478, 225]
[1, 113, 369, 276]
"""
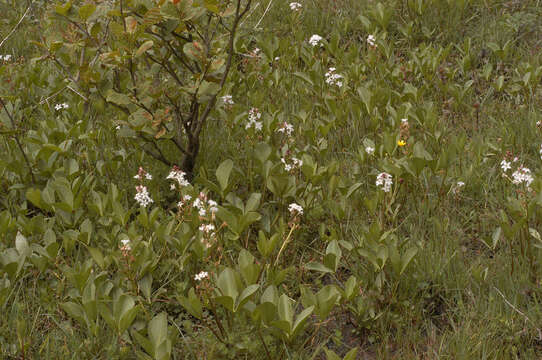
[42, 0, 252, 177]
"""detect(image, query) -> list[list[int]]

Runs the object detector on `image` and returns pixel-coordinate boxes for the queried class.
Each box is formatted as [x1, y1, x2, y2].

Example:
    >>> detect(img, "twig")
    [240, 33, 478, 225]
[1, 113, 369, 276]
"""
[66, 85, 89, 102]
[0, 1, 34, 50]
[254, 0, 273, 29]
[0, 96, 36, 184]
[493, 286, 542, 340]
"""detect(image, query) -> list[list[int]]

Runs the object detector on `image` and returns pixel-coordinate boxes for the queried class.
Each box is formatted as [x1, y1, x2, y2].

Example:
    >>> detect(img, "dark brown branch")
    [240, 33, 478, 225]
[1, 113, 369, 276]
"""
[194, 0, 252, 138]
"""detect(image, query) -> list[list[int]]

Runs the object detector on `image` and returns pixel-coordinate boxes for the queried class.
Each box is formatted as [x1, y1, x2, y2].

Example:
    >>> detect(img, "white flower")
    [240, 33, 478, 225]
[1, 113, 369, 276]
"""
[1, 55, 12, 61]
[401, 118, 408, 125]
[276, 122, 294, 136]
[134, 185, 153, 207]
[246, 107, 263, 131]
[539, 144, 542, 160]
[208, 200, 218, 214]
[282, 157, 303, 172]
[376, 172, 393, 193]
[115, 125, 121, 130]
[281, 158, 292, 172]
[134, 167, 152, 181]
[367, 34, 377, 47]
[194, 271, 209, 281]
[120, 239, 131, 251]
[54, 103, 69, 111]
[500, 160, 512, 172]
[198, 208, 207, 217]
[199, 224, 215, 234]
[309, 34, 323, 47]
[325, 67, 344, 87]
[512, 166, 534, 187]
[289, 2, 302, 11]
[193, 198, 203, 209]
[222, 95, 234, 106]
[365, 146, 375, 155]
[451, 181, 465, 195]
[167, 167, 190, 187]
[288, 203, 303, 216]
[183, 195, 192, 202]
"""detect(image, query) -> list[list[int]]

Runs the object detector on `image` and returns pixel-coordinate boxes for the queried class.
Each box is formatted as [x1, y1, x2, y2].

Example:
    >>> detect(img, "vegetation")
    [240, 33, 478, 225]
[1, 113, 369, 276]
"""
[1, 0, 542, 358]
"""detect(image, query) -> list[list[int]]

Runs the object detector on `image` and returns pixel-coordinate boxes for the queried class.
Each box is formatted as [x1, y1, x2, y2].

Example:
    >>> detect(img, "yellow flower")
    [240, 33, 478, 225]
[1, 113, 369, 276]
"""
[397, 140, 406, 147]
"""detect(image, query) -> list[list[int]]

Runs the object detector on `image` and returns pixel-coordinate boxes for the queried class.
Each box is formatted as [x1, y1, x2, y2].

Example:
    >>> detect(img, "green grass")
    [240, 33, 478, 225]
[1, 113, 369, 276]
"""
[1, 0, 542, 358]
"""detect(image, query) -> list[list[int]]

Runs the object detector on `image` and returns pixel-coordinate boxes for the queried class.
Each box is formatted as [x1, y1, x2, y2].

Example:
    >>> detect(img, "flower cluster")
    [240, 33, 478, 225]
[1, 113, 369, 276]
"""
[176, 194, 192, 210]
[365, 146, 375, 155]
[511, 166, 534, 188]
[134, 167, 153, 181]
[288, 203, 303, 216]
[246, 107, 263, 131]
[0, 55, 12, 62]
[167, 166, 189, 188]
[134, 167, 154, 207]
[193, 192, 219, 218]
[289, 2, 302, 11]
[120, 239, 131, 252]
[54, 103, 69, 111]
[376, 172, 393, 193]
[281, 156, 303, 173]
[134, 185, 153, 207]
[501, 154, 534, 189]
[222, 95, 234, 106]
[367, 34, 377, 47]
[309, 34, 323, 47]
[325, 67, 344, 87]
[276, 121, 294, 137]
[194, 271, 209, 281]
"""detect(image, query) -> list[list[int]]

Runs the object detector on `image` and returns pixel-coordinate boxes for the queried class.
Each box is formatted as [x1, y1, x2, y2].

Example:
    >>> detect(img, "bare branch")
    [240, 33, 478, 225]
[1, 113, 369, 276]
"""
[0, 96, 36, 184]
[0, 1, 34, 50]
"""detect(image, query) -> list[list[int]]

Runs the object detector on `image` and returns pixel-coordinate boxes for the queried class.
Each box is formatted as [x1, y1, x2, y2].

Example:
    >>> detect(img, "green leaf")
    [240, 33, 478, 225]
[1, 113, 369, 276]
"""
[119, 306, 139, 334]
[148, 312, 168, 350]
[135, 40, 154, 57]
[87, 247, 105, 269]
[316, 285, 340, 319]
[305, 262, 333, 273]
[254, 142, 272, 163]
[106, 89, 132, 106]
[203, 0, 219, 13]
[78, 4, 96, 21]
[235, 284, 260, 311]
[323, 348, 341, 360]
[400, 247, 418, 275]
[55, 2, 72, 16]
[61, 302, 86, 325]
[15, 232, 30, 257]
[277, 294, 293, 328]
[98, 303, 115, 330]
[216, 268, 238, 311]
[216, 159, 233, 192]
[26, 188, 42, 208]
[344, 348, 359, 360]
[291, 305, 314, 338]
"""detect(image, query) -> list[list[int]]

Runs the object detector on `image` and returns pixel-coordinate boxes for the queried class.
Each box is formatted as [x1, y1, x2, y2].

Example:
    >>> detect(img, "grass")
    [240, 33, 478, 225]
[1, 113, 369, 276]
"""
[1, 0, 542, 358]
